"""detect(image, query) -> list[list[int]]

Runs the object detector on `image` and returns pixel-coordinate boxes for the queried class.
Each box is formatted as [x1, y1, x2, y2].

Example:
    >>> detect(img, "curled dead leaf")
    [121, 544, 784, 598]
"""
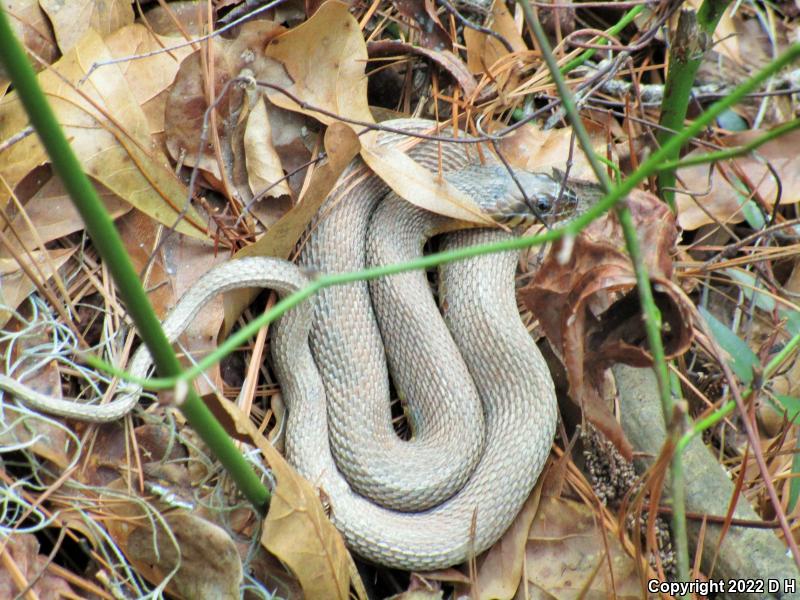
[368, 40, 477, 98]
[521, 190, 692, 458]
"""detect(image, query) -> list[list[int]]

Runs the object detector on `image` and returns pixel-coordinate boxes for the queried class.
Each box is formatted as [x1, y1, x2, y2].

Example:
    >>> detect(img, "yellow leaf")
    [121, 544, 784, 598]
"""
[218, 395, 356, 600]
[263, 0, 373, 126]
[0, 27, 207, 240]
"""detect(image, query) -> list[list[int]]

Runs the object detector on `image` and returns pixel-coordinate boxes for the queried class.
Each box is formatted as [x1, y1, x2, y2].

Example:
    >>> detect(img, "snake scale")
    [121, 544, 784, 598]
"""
[1, 119, 568, 570]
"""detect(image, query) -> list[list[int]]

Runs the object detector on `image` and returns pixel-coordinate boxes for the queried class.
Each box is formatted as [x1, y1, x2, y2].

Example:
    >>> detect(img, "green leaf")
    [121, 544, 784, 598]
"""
[722, 268, 775, 312]
[715, 109, 749, 131]
[699, 307, 759, 384]
[783, 309, 800, 337]
[772, 394, 800, 423]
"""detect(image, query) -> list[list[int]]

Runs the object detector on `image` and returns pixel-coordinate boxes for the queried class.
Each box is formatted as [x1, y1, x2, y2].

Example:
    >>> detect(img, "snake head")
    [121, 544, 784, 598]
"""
[448, 164, 579, 229]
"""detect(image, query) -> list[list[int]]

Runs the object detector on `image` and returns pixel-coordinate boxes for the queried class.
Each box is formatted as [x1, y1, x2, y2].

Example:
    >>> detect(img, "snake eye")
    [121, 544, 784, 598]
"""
[526, 193, 553, 218]
[536, 195, 554, 214]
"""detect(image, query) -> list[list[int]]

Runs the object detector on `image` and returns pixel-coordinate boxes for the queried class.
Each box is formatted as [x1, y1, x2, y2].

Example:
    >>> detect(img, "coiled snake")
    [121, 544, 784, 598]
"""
[1, 119, 572, 570]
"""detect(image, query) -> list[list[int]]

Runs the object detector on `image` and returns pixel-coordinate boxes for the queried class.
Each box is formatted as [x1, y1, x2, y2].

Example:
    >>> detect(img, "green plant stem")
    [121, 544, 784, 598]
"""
[656, 118, 800, 172]
[517, 0, 612, 191]
[560, 5, 644, 75]
[616, 203, 690, 581]
[657, 0, 732, 209]
[678, 328, 800, 453]
[0, 7, 270, 512]
[518, 0, 695, 583]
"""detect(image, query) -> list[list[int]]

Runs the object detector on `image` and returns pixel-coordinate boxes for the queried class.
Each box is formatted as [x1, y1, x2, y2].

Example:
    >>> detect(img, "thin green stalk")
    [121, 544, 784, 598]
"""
[616, 203, 689, 581]
[657, 0, 732, 209]
[560, 5, 644, 75]
[517, 0, 612, 191]
[0, 7, 270, 512]
[656, 118, 800, 172]
[678, 328, 800, 453]
[518, 0, 693, 582]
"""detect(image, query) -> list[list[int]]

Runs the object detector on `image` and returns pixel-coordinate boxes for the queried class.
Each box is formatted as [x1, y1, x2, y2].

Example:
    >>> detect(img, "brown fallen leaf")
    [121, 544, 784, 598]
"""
[103, 24, 194, 118]
[0, 0, 59, 93]
[460, 480, 546, 600]
[360, 133, 494, 225]
[0, 247, 75, 326]
[464, 0, 526, 75]
[521, 190, 693, 458]
[519, 496, 651, 599]
[496, 121, 599, 180]
[164, 19, 285, 191]
[40, 0, 134, 53]
[368, 40, 478, 100]
[104, 486, 243, 600]
[0, 533, 75, 598]
[244, 95, 293, 200]
[0, 176, 129, 259]
[263, 1, 373, 125]
[676, 127, 800, 230]
[216, 394, 359, 600]
[0, 27, 207, 240]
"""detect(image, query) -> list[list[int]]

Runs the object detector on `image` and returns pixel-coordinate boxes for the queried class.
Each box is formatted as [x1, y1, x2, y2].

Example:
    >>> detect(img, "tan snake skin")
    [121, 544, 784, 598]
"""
[1, 119, 563, 570]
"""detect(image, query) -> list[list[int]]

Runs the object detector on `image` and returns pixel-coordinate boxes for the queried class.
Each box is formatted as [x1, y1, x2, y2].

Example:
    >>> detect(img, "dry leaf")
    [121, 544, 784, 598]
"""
[0, 27, 207, 239]
[368, 40, 477, 98]
[263, 0, 373, 125]
[519, 496, 649, 599]
[244, 95, 292, 199]
[0, 0, 59, 92]
[103, 25, 194, 111]
[521, 190, 692, 458]
[360, 134, 493, 225]
[496, 122, 598, 179]
[464, 0, 526, 74]
[0, 176, 129, 259]
[0, 248, 75, 326]
[164, 19, 285, 189]
[39, 0, 134, 53]
[216, 395, 357, 600]
[263, 1, 490, 223]
[676, 128, 800, 230]
[0, 533, 75, 598]
[464, 483, 545, 600]
[104, 493, 243, 600]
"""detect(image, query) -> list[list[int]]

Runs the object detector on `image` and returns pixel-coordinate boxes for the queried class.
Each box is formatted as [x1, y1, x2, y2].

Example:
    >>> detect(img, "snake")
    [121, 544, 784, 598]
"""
[0, 119, 572, 570]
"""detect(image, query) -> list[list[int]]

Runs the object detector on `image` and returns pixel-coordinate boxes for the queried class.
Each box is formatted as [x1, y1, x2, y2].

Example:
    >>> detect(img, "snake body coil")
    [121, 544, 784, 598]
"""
[1, 119, 560, 570]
